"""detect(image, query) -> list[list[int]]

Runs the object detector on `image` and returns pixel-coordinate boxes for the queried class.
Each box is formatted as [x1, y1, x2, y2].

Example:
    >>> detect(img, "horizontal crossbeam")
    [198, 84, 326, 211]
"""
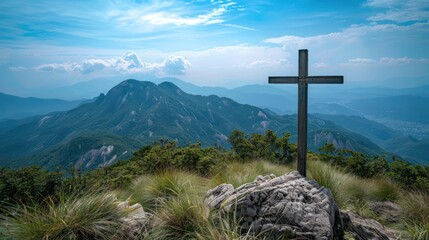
[268, 76, 298, 83]
[268, 76, 343, 84]
[307, 76, 343, 84]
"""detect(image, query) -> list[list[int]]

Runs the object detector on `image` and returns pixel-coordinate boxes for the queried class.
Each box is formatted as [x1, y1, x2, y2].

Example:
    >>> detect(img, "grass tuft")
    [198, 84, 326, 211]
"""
[369, 178, 400, 202]
[308, 160, 349, 207]
[403, 223, 429, 240]
[148, 192, 207, 239]
[1, 192, 125, 240]
[118, 171, 212, 211]
[213, 160, 293, 187]
[400, 190, 429, 225]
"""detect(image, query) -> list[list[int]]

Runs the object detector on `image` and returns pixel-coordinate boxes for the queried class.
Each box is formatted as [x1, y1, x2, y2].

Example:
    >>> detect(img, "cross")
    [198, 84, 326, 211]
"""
[268, 49, 343, 177]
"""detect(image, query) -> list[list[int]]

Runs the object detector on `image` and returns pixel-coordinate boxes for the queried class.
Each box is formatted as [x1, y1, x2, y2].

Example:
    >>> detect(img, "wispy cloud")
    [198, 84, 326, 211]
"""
[314, 62, 328, 68]
[8, 66, 27, 72]
[347, 58, 376, 64]
[109, 0, 237, 28]
[33, 52, 191, 76]
[242, 59, 290, 68]
[379, 57, 429, 64]
[345, 57, 428, 65]
[264, 22, 427, 48]
[222, 23, 255, 31]
[365, 0, 429, 22]
[138, 6, 226, 26]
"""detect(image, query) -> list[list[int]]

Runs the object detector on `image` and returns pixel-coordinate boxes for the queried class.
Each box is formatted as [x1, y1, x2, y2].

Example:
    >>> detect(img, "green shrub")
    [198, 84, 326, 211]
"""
[229, 130, 297, 163]
[0, 166, 63, 206]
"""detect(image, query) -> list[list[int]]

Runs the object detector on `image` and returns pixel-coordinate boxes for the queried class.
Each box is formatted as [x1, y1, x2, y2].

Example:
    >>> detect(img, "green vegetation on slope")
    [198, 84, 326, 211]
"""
[1, 80, 403, 169]
[1, 130, 428, 239]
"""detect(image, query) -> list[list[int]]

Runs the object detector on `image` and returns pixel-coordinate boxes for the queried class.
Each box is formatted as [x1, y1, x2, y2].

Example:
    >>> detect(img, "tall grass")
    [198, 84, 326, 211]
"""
[0, 193, 126, 240]
[120, 168, 267, 240]
[368, 178, 400, 202]
[400, 190, 429, 225]
[308, 160, 401, 210]
[148, 192, 207, 239]
[308, 161, 349, 207]
[117, 171, 212, 211]
[404, 223, 429, 240]
[2, 159, 426, 239]
[213, 160, 293, 187]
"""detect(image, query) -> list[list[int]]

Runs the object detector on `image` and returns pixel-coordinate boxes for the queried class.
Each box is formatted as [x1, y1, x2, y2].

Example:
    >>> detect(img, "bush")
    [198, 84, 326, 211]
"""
[132, 140, 229, 176]
[0, 166, 63, 206]
[229, 130, 297, 163]
[318, 144, 429, 192]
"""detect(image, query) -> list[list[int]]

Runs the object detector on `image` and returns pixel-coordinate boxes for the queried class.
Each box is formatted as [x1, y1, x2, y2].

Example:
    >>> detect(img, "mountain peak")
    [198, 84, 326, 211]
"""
[158, 81, 182, 93]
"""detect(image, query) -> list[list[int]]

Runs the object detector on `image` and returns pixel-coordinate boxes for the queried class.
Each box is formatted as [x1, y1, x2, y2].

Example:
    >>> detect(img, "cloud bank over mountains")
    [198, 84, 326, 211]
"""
[32, 52, 190, 76]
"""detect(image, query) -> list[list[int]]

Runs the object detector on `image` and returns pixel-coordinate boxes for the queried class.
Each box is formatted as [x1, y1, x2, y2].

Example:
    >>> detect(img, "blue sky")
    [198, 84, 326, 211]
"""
[0, 0, 428, 96]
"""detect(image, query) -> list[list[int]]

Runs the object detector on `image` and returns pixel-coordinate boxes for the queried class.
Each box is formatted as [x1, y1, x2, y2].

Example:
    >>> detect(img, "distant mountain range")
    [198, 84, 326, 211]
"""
[1, 79, 407, 170]
[313, 114, 429, 165]
[0, 92, 85, 120]
[4, 76, 428, 140]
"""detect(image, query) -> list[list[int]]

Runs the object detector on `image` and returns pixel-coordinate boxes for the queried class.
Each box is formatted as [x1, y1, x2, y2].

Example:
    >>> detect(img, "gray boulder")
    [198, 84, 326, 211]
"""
[341, 210, 399, 240]
[205, 171, 343, 240]
[118, 201, 153, 238]
[368, 201, 402, 224]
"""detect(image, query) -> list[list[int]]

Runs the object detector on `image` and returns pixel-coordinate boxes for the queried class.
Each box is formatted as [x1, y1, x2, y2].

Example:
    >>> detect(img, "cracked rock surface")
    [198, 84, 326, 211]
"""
[205, 171, 343, 240]
[118, 201, 153, 238]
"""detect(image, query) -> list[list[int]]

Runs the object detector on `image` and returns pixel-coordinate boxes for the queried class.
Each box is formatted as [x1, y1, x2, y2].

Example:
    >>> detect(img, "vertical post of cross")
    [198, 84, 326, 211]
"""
[298, 50, 308, 177]
[268, 49, 343, 178]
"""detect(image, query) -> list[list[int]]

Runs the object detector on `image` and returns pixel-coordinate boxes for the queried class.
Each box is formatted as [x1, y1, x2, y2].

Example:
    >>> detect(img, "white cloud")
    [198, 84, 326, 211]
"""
[344, 57, 429, 65]
[314, 62, 328, 68]
[243, 59, 290, 68]
[33, 52, 191, 76]
[379, 57, 429, 65]
[162, 56, 191, 74]
[347, 58, 376, 64]
[110, 1, 236, 28]
[264, 22, 423, 49]
[8, 66, 27, 72]
[34, 63, 72, 73]
[365, 0, 429, 22]
[139, 7, 226, 26]
[222, 23, 255, 31]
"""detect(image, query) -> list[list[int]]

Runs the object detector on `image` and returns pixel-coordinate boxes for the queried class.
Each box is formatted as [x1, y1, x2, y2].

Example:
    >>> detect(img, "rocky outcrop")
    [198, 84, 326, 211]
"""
[117, 201, 153, 238]
[205, 171, 344, 240]
[369, 201, 402, 224]
[341, 210, 399, 240]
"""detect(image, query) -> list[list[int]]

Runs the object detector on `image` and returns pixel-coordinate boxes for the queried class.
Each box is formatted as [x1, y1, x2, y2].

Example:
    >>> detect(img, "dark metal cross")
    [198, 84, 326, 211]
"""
[268, 49, 343, 177]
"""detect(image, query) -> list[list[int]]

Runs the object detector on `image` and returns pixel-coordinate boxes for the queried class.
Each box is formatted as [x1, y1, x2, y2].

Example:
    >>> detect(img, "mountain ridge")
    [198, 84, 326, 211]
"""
[0, 79, 405, 169]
